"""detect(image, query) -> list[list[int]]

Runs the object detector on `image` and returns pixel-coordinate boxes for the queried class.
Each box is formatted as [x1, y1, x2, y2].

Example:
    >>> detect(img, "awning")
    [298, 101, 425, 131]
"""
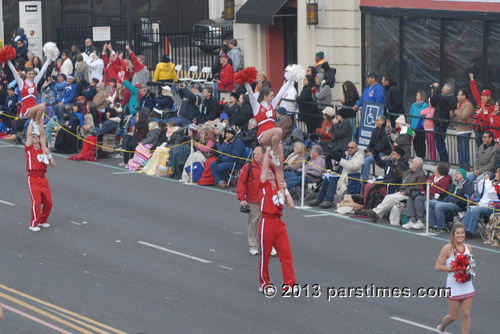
[236, 0, 288, 25]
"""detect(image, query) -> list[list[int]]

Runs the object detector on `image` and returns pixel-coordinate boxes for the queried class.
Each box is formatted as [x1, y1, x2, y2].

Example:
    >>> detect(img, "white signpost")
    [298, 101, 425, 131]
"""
[19, 1, 43, 59]
[93, 26, 111, 42]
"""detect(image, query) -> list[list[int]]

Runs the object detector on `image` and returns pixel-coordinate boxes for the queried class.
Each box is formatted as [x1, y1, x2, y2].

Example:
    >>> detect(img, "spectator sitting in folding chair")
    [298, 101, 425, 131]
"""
[309, 142, 364, 209]
[209, 127, 247, 189]
[283, 145, 325, 190]
[462, 168, 500, 238]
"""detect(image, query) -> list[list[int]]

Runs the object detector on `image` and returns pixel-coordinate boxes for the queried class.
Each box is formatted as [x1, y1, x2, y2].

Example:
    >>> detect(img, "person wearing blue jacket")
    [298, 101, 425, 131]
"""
[0, 87, 19, 129]
[169, 83, 202, 126]
[210, 127, 247, 188]
[353, 72, 385, 111]
[409, 90, 429, 158]
[139, 85, 154, 110]
[54, 74, 78, 122]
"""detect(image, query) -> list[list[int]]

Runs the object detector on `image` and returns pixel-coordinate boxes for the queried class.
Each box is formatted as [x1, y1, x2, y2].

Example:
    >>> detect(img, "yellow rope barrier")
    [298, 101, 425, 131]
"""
[1, 111, 191, 153]
[4, 110, 500, 213]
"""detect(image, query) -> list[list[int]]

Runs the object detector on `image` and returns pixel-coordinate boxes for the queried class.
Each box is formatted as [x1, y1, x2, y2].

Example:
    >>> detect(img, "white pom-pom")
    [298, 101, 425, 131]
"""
[284, 64, 306, 82]
[43, 42, 60, 61]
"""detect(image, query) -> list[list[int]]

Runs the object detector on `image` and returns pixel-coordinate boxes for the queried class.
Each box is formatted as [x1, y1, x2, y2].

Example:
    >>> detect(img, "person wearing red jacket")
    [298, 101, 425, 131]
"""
[488, 101, 500, 142]
[125, 43, 149, 85]
[315, 107, 334, 142]
[237, 146, 265, 255]
[215, 54, 234, 91]
[470, 73, 495, 148]
[102, 43, 128, 85]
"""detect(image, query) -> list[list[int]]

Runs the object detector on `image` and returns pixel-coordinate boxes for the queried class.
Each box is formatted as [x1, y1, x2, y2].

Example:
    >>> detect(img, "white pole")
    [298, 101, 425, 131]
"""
[425, 182, 430, 236]
[300, 159, 305, 207]
[187, 139, 194, 185]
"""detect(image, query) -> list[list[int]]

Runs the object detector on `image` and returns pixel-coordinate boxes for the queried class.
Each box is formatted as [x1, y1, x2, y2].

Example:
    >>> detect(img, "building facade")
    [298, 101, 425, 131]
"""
[230, 0, 361, 102]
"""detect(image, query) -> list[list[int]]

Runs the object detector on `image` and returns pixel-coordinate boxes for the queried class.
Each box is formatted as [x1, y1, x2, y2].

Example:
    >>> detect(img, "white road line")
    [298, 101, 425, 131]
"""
[69, 221, 81, 226]
[304, 214, 329, 218]
[219, 265, 233, 271]
[391, 316, 452, 333]
[0, 199, 16, 206]
[137, 241, 211, 264]
[112, 171, 135, 175]
[0, 145, 16, 148]
[2, 303, 74, 334]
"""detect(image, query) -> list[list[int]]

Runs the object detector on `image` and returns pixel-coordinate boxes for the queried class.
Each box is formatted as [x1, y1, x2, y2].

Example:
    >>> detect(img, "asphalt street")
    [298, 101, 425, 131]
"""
[0, 140, 499, 334]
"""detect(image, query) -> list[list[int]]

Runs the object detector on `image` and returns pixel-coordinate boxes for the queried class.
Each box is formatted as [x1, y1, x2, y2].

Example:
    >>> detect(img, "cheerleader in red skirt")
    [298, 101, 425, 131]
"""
[258, 148, 295, 292]
[435, 222, 475, 334]
[25, 121, 55, 232]
[8, 57, 51, 150]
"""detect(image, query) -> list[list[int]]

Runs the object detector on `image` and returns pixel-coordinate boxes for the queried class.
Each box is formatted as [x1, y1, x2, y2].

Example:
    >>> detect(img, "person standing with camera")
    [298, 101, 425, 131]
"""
[237, 146, 277, 256]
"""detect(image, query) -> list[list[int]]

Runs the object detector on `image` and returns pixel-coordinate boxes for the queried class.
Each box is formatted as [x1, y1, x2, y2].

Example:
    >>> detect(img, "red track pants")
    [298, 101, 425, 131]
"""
[258, 216, 295, 288]
[27, 175, 52, 228]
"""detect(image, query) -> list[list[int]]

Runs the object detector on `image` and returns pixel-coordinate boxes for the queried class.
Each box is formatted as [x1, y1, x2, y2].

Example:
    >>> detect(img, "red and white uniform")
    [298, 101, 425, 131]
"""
[8, 59, 50, 117]
[255, 104, 276, 141]
[258, 180, 295, 289]
[245, 80, 293, 143]
[25, 145, 52, 228]
[19, 82, 38, 116]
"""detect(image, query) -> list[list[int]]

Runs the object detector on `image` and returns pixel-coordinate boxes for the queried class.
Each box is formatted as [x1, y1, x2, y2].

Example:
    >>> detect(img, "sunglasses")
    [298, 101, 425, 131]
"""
[348, 146, 355, 149]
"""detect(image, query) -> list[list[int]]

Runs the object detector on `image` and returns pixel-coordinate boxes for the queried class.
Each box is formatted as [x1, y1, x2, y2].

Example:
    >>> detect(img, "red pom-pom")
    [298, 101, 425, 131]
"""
[0, 45, 17, 63]
[451, 254, 470, 283]
[451, 254, 469, 272]
[234, 66, 258, 86]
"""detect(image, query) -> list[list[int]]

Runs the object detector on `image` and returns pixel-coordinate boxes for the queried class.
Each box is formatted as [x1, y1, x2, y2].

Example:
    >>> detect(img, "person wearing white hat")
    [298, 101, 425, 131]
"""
[152, 85, 175, 118]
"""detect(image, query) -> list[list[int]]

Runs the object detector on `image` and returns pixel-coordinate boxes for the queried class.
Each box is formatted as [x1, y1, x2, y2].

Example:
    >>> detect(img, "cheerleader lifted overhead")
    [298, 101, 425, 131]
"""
[3, 42, 58, 150]
[240, 65, 304, 183]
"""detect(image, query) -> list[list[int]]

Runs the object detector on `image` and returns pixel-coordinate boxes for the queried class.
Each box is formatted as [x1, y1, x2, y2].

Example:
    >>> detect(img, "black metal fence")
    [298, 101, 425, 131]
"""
[135, 29, 233, 78]
[56, 24, 233, 81]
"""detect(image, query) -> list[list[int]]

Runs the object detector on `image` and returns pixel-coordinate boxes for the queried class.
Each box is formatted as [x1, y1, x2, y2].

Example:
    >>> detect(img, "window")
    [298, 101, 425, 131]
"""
[403, 17, 441, 108]
[364, 14, 400, 82]
[443, 19, 483, 95]
[487, 22, 500, 100]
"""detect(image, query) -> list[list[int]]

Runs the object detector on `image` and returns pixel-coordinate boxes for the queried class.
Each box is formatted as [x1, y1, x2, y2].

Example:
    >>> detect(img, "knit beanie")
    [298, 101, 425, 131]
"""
[457, 168, 467, 179]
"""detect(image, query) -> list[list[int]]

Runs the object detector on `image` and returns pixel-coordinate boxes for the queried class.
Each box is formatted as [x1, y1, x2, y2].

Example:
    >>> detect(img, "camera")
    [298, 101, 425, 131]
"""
[240, 205, 250, 213]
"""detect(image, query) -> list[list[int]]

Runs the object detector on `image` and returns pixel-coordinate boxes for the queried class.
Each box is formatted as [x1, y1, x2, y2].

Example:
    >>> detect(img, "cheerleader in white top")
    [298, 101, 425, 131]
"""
[435, 222, 475, 334]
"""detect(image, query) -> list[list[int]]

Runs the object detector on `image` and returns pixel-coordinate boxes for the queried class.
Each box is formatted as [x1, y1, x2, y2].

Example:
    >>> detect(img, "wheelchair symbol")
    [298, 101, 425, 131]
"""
[363, 106, 379, 128]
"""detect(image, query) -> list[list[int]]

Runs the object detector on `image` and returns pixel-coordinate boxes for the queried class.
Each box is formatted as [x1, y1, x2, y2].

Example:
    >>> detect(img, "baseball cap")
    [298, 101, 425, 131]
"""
[366, 72, 377, 79]
[161, 85, 172, 92]
[481, 89, 491, 96]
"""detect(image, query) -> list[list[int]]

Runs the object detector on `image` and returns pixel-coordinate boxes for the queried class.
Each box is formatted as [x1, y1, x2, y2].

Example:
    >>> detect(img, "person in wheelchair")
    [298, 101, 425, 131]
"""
[283, 145, 325, 190]
[427, 168, 474, 233]
[309, 142, 364, 209]
[461, 168, 500, 238]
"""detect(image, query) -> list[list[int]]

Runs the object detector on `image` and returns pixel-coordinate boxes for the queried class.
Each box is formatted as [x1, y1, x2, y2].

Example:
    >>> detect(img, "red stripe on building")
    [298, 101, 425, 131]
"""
[361, 0, 500, 12]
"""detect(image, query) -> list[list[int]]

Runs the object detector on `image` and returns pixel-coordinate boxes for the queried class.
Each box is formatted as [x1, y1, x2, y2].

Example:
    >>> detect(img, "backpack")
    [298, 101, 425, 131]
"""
[363, 184, 387, 210]
[245, 161, 274, 188]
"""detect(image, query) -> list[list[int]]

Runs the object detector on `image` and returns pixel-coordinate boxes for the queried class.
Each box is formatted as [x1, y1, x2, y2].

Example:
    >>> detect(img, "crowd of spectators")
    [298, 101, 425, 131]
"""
[2, 31, 500, 244]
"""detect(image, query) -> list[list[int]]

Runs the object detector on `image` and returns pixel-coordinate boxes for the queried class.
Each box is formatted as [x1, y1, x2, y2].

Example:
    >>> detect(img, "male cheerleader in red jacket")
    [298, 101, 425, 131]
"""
[25, 121, 55, 232]
[258, 148, 295, 292]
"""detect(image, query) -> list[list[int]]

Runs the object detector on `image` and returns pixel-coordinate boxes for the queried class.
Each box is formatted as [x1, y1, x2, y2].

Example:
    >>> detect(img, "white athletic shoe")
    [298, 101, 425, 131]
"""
[118, 162, 126, 167]
[249, 249, 259, 256]
[259, 286, 263, 292]
[29, 226, 41, 232]
[270, 150, 280, 166]
[39, 223, 51, 228]
[31, 121, 40, 136]
[402, 222, 415, 229]
[436, 324, 444, 334]
[271, 247, 277, 256]
[412, 221, 425, 230]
